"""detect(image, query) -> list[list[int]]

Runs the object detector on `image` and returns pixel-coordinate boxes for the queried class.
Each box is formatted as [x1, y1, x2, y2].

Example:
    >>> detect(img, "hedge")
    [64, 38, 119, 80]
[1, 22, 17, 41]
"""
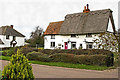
[26, 51, 52, 62]
[39, 49, 113, 55]
[39, 49, 114, 66]
[50, 53, 108, 66]
[26, 51, 113, 66]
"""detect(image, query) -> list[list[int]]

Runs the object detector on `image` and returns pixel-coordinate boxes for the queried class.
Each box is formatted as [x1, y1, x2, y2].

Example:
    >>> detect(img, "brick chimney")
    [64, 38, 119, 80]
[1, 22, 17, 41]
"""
[10, 25, 13, 28]
[83, 4, 90, 13]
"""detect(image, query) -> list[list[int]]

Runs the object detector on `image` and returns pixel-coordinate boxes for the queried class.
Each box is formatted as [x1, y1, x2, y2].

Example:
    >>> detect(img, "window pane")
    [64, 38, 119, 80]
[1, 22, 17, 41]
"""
[86, 33, 92, 37]
[71, 42, 76, 49]
[6, 35, 9, 39]
[51, 35, 55, 39]
[71, 34, 76, 37]
[51, 42, 55, 47]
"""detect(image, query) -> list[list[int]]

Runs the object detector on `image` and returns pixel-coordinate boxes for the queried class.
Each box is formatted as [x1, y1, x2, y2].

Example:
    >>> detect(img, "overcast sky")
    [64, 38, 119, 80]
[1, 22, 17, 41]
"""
[0, 0, 119, 39]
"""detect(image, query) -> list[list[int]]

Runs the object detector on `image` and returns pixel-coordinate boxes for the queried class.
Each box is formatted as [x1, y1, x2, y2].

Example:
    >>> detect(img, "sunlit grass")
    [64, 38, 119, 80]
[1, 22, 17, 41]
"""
[0, 55, 109, 71]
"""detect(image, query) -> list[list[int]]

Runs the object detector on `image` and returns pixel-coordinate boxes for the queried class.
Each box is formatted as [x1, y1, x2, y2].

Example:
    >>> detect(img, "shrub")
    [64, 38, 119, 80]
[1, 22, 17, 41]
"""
[20, 47, 38, 56]
[2, 48, 15, 56]
[74, 55, 107, 66]
[50, 53, 75, 63]
[2, 47, 20, 56]
[26, 51, 51, 62]
[2, 49, 34, 80]
[39, 49, 114, 66]
[50, 53, 108, 66]
[39, 49, 113, 55]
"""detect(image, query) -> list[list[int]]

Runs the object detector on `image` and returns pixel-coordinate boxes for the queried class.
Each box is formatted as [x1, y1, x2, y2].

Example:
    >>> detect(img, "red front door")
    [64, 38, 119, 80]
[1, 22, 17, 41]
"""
[64, 42, 68, 49]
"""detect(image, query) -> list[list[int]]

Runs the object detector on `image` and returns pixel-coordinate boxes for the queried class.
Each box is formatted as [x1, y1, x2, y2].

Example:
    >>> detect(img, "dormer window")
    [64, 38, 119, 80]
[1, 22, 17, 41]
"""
[71, 34, 76, 37]
[6, 35, 9, 39]
[51, 35, 55, 39]
[86, 33, 92, 37]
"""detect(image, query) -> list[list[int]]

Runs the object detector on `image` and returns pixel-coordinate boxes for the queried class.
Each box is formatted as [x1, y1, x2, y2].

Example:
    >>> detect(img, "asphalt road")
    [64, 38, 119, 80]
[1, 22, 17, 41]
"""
[0, 60, 118, 78]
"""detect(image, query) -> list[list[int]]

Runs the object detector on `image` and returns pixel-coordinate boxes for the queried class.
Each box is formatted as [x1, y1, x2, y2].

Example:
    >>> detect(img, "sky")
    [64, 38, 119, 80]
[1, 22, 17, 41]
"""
[0, 0, 119, 39]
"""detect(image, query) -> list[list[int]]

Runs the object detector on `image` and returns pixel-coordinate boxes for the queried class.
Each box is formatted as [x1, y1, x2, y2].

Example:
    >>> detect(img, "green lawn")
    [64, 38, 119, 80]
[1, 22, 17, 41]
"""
[0, 70, 2, 80]
[0, 56, 110, 71]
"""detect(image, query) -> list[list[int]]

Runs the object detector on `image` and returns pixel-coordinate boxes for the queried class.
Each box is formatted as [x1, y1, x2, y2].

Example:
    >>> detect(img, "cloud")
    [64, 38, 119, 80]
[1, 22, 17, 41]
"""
[0, 0, 118, 38]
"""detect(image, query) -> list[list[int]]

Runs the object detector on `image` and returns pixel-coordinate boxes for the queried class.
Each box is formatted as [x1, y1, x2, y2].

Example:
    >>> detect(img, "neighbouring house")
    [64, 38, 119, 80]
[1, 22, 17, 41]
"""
[0, 25, 25, 48]
[44, 4, 116, 49]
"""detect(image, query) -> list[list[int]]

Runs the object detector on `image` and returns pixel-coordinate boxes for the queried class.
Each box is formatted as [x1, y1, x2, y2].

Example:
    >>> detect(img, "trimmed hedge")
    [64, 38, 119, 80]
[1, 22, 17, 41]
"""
[39, 49, 112, 55]
[26, 51, 52, 62]
[39, 49, 114, 67]
[50, 53, 107, 66]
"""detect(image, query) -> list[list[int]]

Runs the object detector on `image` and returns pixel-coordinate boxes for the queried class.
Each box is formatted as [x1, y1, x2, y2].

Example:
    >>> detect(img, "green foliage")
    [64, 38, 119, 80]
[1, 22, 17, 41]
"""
[2, 47, 20, 56]
[50, 53, 108, 66]
[26, 36, 44, 47]
[26, 51, 51, 62]
[20, 47, 38, 56]
[0, 70, 2, 80]
[29, 61, 108, 71]
[26, 26, 44, 47]
[2, 49, 34, 80]
[39, 49, 114, 66]
[39, 49, 113, 55]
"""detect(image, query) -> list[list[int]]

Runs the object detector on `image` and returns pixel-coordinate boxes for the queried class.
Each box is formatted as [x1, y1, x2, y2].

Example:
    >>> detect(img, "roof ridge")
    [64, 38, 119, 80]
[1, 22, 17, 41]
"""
[66, 9, 112, 16]
[50, 21, 64, 24]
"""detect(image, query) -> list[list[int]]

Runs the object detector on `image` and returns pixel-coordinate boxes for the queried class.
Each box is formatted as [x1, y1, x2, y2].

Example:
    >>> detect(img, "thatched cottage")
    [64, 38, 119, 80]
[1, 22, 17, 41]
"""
[44, 4, 116, 49]
[0, 25, 25, 48]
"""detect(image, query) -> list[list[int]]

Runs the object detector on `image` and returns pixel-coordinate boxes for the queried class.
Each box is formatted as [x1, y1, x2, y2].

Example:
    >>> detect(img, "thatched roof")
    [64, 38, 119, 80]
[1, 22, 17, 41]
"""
[44, 21, 64, 35]
[59, 9, 115, 34]
[0, 26, 25, 37]
[44, 9, 115, 35]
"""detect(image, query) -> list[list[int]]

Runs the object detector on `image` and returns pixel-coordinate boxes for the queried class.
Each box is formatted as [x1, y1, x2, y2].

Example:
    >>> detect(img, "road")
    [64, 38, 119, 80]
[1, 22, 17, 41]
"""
[0, 60, 118, 78]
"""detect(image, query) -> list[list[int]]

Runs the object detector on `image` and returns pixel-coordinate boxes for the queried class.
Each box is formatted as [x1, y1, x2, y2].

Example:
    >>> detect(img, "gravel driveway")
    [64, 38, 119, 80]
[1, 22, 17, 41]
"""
[0, 60, 118, 78]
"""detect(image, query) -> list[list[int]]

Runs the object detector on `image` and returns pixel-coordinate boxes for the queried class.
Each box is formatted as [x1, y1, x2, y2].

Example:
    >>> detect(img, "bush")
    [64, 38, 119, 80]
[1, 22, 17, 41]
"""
[2, 48, 17, 56]
[74, 55, 107, 66]
[39, 49, 114, 66]
[20, 47, 38, 56]
[26, 51, 52, 62]
[50, 53, 107, 66]
[50, 53, 75, 63]
[39, 49, 113, 55]
[2, 49, 34, 80]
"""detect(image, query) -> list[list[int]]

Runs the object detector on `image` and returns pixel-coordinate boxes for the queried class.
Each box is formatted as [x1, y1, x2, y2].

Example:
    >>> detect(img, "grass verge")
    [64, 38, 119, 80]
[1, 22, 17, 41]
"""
[0, 70, 2, 80]
[0, 56, 110, 71]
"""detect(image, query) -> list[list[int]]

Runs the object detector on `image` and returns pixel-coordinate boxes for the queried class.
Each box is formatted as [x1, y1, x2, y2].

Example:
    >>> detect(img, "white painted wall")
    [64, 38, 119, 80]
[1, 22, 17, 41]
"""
[44, 17, 114, 50]
[0, 35, 25, 48]
[107, 18, 114, 32]
[44, 34, 99, 49]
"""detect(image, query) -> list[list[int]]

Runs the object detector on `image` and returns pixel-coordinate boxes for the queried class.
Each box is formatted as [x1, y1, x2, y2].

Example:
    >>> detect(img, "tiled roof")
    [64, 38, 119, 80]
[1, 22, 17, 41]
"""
[44, 21, 64, 35]
[0, 26, 25, 37]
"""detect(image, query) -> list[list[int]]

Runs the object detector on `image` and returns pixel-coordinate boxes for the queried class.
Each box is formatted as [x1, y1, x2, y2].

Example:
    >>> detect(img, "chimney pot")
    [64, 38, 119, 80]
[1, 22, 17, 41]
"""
[87, 4, 89, 9]
[83, 6, 86, 12]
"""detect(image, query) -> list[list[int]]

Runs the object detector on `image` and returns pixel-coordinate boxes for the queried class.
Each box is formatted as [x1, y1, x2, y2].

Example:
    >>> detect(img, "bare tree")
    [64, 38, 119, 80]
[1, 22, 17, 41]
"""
[26, 26, 44, 47]
[30, 26, 43, 39]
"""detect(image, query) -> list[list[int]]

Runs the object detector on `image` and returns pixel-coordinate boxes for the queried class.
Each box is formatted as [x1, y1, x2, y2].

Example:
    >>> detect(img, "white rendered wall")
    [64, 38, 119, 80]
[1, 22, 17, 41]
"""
[44, 34, 99, 49]
[16, 37, 25, 47]
[0, 35, 25, 48]
[107, 18, 114, 32]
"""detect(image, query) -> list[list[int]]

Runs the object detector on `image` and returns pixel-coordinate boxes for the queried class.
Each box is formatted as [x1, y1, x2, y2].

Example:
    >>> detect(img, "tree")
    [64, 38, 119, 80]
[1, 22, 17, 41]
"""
[26, 26, 44, 47]
[2, 49, 34, 80]
[30, 26, 43, 39]
[93, 32, 118, 52]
